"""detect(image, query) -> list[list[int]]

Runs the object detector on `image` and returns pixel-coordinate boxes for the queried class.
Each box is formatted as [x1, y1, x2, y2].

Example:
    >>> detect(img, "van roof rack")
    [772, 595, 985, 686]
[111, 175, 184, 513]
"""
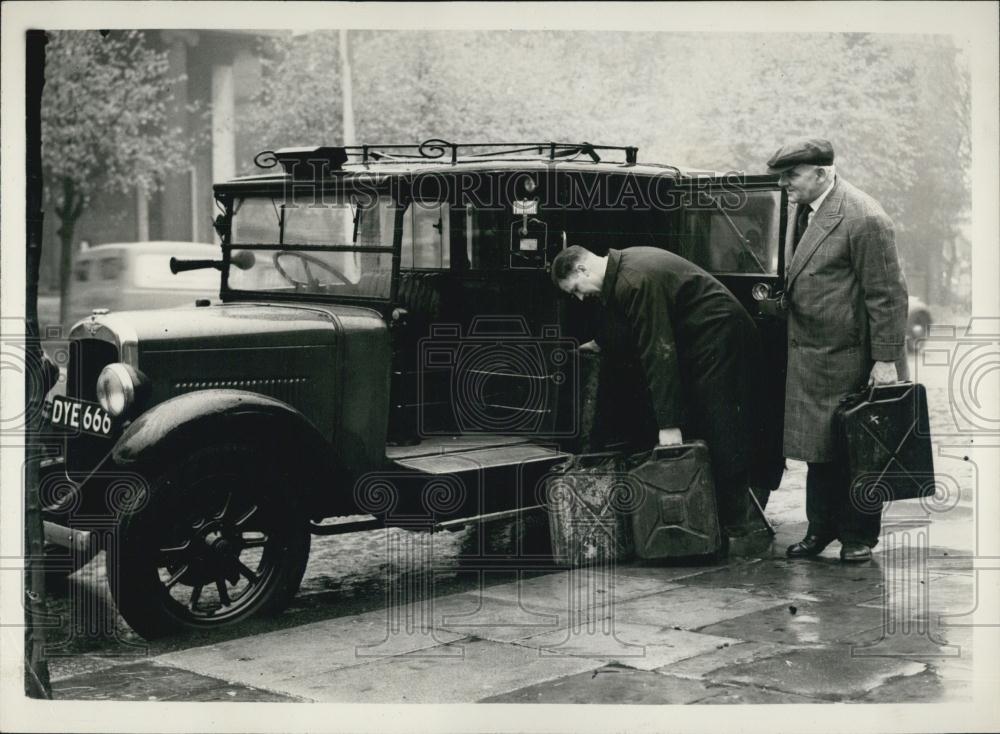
[254, 139, 641, 173]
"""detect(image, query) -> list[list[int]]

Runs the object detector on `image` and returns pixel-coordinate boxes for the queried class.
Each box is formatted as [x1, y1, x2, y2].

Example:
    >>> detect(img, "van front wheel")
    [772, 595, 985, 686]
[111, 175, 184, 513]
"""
[107, 443, 311, 639]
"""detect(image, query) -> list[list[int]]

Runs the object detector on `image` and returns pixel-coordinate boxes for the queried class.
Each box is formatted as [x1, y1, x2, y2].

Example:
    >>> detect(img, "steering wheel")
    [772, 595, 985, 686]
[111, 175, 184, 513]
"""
[272, 251, 352, 289]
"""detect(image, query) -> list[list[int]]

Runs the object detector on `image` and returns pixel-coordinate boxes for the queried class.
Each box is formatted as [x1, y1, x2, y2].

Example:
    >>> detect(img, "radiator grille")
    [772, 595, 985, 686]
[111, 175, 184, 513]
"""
[66, 339, 119, 401]
[171, 377, 310, 404]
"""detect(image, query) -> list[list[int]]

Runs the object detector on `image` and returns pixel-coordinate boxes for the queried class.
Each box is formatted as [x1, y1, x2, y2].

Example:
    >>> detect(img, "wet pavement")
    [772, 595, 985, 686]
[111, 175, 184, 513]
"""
[43, 364, 989, 705]
[47, 511, 979, 704]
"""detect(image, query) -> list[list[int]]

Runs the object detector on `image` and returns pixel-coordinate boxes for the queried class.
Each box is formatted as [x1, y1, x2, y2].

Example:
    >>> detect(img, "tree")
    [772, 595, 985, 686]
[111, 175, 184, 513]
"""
[641, 31, 970, 305]
[240, 31, 345, 160]
[25, 28, 53, 700]
[897, 38, 972, 307]
[233, 30, 970, 306]
[42, 31, 192, 325]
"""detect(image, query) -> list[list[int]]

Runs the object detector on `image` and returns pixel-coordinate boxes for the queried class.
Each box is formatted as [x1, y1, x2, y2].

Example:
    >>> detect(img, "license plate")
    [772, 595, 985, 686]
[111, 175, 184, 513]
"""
[50, 396, 116, 437]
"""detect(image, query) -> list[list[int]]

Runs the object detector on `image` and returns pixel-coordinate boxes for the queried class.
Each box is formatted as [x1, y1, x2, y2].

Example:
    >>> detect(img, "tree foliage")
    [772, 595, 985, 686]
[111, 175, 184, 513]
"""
[42, 30, 193, 323]
[42, 30, 192, 199]
[241, 31, 344, 155]
[238, 30, 971, 305]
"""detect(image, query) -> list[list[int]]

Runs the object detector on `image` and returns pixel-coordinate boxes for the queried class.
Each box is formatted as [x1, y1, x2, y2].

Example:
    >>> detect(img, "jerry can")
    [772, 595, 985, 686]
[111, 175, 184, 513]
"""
[836, 382, 935, 503]
[545, 452, 636, 566]
[628, 441, 721, 559]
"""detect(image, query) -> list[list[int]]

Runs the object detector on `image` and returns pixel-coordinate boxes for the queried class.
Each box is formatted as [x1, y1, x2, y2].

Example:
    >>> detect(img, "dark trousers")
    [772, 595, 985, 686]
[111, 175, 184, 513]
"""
[806, 461, 881, 547]
[716, 469, 750, 531]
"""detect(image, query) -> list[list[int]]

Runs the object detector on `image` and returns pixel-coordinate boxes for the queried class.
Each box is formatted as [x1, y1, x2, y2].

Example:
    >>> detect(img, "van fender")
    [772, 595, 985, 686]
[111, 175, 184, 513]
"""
[111, 390, 344, 514]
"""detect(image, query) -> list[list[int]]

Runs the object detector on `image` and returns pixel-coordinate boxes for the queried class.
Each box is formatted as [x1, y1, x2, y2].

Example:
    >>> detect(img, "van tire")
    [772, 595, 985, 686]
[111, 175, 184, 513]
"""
[106, 443, 310, 639]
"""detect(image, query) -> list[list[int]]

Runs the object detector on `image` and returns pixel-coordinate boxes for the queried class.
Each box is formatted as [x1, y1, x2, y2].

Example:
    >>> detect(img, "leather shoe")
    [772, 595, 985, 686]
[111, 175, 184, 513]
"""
[786, 534, 834, 558]
[840, 542, 872, 563]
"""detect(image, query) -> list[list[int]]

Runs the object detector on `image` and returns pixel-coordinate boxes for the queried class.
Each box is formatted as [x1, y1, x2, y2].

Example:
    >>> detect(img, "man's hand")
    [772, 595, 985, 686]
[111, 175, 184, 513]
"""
[578, 339, 602, 353]
[868, 360, 898, 386]
[658, 427, 683, 446]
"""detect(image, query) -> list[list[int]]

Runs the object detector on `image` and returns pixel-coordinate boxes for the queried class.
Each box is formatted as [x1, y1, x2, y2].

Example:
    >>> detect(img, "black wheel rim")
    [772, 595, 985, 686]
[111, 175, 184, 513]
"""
[152, 467, 289, 626]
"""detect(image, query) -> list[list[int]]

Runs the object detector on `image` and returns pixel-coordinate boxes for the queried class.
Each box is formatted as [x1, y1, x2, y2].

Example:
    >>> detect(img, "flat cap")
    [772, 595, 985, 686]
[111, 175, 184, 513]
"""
[766, 138, 835, 173]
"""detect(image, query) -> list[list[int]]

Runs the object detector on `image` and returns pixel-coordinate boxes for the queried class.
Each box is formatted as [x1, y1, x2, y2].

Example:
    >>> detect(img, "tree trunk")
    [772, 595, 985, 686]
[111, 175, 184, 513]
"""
[25, 28, 53, 700]
[938, 238, 956, 308]
[56, 177, 82, 328]
[924, 231, 959, 308]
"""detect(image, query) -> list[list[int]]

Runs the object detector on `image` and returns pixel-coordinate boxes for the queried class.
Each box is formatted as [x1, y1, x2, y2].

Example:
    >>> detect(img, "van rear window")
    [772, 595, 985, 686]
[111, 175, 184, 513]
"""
[133, 254, 218, 290]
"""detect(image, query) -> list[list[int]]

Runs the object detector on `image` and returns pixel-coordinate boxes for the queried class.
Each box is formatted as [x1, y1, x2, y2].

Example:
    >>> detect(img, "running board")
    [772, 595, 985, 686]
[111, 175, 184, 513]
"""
[308, 506, 547, 535]
[393, 443, 568, 475]
[433, 504, 545, 530]
[309, 517, 383, 535]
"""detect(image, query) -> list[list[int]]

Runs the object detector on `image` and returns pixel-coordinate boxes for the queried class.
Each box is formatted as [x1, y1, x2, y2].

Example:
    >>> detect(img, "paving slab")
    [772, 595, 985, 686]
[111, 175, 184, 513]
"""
[260, 638, 604, 703]
[514, 621, 740, 671]
[48, 653, 143, 683]
[854, 667, 972, 703]
[661, 640, 799, 679]
[924, 644, 977, 693]
[698, 598, 885, 646]
[432, 590, 565, 642]
[692, 684, 825, 704]
[680, 557, 886, 603]
[480, 665, 714, 704]
[857, 570, 976, 617]
[613, 561, 727, 583]
[474, 567, 684, 616]
[708, 646, 926, 701]
[769, 514, 808, 538]
[924, 554, 977, 575]
[844, 621, 972, 660]
[612, 586, 791, 630]
[52, 660, 300, 702]
[156, 601, 467, 685]
[726, 529, 779, 559]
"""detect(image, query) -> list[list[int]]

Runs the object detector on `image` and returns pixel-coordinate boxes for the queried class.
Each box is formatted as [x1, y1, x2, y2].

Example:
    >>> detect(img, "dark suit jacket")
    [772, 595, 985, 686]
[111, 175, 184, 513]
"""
[783, 177, 909, 462]
[600, 247, 761, 478]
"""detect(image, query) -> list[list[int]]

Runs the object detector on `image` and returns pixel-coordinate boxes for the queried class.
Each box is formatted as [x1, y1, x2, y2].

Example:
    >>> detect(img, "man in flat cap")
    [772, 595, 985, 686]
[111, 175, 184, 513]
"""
[767, 138, 909, 562]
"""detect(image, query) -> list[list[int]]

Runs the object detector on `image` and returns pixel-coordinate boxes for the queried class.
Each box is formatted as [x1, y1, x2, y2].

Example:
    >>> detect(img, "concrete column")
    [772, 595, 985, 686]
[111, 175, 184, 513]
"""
[339, 29, 356, 146]
[136, 184, 149, 241]
[188, 167, 199, 242]
[211, 63, 236, 185]
[159, 30, 197, 241]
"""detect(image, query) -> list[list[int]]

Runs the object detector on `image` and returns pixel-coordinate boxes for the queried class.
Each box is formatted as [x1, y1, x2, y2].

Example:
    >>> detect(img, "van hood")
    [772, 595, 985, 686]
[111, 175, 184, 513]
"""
[72, 301, 385, 355]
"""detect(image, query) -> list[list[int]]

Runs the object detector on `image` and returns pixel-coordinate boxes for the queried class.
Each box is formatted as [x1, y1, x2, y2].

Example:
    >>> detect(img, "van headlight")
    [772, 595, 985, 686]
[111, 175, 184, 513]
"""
[96, 363, 144, 417]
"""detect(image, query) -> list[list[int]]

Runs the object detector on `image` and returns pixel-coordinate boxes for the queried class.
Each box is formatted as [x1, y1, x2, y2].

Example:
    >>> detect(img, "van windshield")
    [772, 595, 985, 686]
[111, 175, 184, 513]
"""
[226, 193, 396, 298]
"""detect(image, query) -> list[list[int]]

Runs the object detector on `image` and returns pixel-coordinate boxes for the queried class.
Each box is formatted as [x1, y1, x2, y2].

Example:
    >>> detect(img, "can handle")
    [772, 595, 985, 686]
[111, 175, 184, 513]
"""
[865, 381, 914, 404]
[842, 381, 913, 408]
[630, 442, 698, 465]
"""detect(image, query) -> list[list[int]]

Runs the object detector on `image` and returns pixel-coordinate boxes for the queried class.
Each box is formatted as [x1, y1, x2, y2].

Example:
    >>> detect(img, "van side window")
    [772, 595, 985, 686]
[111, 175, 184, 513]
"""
[672, 189, 781, 274]
[401, 202, 450, 269]
[74, 261, 91, 282]
[99, 257, 124, 280]
[462, 206, 508, 270]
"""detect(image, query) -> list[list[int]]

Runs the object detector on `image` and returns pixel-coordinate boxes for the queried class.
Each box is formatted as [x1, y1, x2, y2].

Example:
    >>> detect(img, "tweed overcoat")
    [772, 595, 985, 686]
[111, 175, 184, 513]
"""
[600, 247, 761, 478]
[782, 177, 909, 462]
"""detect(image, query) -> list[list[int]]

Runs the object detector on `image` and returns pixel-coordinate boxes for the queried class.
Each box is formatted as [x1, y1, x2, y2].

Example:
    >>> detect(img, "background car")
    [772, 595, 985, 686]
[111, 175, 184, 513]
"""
[60, 241, 220, 330]
[907, 295, 933, 352]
